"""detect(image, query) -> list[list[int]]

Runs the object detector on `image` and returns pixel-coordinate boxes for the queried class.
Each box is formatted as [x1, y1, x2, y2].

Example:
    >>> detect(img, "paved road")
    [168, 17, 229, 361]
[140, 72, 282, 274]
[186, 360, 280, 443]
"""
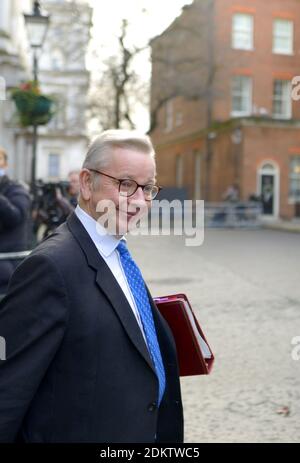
[127, 229, 300, 443]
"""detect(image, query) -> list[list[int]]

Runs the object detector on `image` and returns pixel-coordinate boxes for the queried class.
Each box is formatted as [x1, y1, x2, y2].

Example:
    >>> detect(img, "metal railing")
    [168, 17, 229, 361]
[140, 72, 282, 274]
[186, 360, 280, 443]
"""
[205, 202, 263, 228]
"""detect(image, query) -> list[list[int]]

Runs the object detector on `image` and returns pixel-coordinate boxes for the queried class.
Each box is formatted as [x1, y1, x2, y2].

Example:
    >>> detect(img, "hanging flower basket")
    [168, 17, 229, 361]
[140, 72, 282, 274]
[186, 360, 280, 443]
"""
[11, 81, 56, 127]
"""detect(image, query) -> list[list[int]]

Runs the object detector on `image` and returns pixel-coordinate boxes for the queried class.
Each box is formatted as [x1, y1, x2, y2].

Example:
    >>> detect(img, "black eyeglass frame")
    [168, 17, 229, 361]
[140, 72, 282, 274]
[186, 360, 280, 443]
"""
[87, 168, 162, 200]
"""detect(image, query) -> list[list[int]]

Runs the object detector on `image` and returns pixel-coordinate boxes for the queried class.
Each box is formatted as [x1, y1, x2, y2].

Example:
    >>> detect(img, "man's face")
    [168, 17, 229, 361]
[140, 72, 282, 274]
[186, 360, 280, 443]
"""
[68, 172, 80, 196]
[80, 147, 156, 236]
[0, 152, 7, 170]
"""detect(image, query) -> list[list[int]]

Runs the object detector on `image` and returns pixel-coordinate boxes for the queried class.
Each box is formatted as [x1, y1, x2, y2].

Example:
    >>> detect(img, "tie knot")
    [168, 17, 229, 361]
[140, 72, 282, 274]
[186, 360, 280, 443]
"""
[117, 239, 129, 256]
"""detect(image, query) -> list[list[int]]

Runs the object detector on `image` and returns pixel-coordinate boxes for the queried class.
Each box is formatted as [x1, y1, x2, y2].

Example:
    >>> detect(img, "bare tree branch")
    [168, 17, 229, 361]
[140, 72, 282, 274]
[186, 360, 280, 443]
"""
[89, 18, 148, 130]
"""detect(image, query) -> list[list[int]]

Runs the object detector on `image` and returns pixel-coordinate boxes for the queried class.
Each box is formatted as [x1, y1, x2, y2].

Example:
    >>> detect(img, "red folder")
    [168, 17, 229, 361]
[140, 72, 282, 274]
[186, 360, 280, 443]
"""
[154, 293, 214, 377]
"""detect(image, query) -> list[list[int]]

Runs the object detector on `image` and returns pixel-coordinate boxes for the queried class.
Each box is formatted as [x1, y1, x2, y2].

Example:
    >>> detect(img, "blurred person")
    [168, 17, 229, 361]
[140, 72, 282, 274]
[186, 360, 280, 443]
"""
[222, 183, 240, 203]
[67, 170, 80, 208]
[54, 170, 80, 219]
[0, 130, 183, 443]
[33, 171, 80, 241]
[0, 147, 31, 294]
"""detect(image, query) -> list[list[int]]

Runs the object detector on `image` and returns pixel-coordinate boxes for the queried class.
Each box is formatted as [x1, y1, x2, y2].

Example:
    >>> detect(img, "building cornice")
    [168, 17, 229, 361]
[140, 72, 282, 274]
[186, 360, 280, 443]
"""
[152, 117, 300, 149]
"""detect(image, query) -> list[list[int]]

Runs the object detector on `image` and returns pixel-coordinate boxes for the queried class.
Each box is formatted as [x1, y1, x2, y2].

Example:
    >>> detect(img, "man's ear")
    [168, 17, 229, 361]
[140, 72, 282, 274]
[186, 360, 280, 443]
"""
[79, 169, 93, 201]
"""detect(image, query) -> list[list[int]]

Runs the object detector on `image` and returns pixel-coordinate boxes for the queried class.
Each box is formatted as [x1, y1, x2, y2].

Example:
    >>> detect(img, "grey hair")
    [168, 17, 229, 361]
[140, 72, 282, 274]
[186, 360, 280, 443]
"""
[82, 129, 156, 171]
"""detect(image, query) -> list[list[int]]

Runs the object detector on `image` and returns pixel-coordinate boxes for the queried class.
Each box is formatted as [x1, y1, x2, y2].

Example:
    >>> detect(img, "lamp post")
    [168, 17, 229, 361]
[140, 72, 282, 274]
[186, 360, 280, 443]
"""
[24, 1, 49, 194]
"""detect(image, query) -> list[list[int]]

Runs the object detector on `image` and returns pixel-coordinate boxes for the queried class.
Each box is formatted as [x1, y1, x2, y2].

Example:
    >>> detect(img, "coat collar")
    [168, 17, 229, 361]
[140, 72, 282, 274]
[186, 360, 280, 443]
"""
[74, 205, 121, 258]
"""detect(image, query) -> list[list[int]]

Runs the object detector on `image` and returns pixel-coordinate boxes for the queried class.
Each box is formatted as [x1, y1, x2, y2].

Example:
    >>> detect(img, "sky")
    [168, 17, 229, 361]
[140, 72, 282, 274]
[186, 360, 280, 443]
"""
[87, 0, 194, 132]
[89, 0, 193, 52]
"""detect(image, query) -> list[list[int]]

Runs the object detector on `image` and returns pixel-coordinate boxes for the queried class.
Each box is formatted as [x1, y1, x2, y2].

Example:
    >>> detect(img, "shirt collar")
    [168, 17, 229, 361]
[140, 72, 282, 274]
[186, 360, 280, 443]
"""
[75, 205, 125, 257]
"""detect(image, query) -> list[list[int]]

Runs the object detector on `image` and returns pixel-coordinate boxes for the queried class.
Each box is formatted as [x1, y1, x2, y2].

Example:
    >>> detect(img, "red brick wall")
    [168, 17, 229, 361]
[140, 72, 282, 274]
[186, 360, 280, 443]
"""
[151, 0, 300, 141]
[154, 136, 205, 195]
[242, 123, 300, 218]
[150, 0, 300, 218]
[214, 0, 300, 121]
[151, 0, 211, 142]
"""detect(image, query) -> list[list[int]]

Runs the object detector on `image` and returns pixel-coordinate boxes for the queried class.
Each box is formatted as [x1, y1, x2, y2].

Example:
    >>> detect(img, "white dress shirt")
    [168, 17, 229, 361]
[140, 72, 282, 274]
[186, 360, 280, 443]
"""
[74, 205, 147, 343]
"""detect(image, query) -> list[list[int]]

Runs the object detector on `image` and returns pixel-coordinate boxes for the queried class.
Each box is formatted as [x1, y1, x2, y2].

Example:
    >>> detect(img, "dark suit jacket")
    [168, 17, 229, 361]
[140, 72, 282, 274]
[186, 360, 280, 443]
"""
[0, 176, 31, 294]
[0, 212, 184, 443]
[0, 176, 31, 252]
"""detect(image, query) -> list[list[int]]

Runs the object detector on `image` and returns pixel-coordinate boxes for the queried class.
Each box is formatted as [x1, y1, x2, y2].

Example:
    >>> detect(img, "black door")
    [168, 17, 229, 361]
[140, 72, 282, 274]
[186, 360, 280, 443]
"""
[261, 174, 274, 215]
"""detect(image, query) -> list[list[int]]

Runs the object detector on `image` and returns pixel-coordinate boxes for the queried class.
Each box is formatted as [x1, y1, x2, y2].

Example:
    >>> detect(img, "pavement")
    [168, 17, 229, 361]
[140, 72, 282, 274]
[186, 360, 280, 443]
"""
[127, 228, 300, 443]
[262, 219, 300, 233]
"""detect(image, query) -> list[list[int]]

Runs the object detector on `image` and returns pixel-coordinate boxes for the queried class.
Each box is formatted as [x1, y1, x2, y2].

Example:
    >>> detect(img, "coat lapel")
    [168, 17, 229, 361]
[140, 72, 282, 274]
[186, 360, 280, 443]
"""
[66, 212, 156, 374]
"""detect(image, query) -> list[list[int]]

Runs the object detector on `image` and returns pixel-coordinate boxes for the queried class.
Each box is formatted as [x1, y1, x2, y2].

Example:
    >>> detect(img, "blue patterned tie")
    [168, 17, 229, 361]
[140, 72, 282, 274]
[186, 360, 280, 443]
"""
[117, 240, 166, 406]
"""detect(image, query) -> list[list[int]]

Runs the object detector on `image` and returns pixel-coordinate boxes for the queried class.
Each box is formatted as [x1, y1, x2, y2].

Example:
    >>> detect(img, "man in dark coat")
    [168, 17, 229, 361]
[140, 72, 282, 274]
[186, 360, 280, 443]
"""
[0, 148, 31, 294]
[0, 130, 184, 443]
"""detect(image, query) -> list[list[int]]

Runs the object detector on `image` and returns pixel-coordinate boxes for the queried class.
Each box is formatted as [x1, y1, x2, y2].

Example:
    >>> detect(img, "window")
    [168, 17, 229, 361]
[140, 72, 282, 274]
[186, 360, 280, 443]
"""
[273, 19, 293, 55]
[272, 80, 292, 119]
[51, 50, 64, 70]
[289, 156, 300, 200]
[48, 153, 60, 178]
[231, 76, 252, 116]
[175, 112, 183, 127]
[261, 163, 275, 172]
[232, 13, 254, 50]
[48, 94, 65, 130]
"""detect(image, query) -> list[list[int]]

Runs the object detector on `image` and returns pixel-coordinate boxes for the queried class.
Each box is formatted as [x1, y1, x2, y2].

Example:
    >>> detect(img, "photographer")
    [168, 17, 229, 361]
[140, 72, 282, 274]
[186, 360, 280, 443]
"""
[33, 171, 80, 241]
[54, 170, 80, 217]
[0, 148, 31, 294]
[67, 170, 80, 208]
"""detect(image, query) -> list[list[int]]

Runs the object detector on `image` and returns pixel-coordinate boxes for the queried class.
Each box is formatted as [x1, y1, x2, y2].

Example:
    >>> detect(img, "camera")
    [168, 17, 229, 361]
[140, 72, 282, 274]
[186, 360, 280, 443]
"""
[32, 180, 70, 240]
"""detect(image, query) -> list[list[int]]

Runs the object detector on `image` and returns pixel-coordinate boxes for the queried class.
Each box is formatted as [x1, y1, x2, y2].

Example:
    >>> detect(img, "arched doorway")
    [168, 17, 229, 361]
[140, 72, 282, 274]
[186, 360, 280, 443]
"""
[257, 161, 280, 218]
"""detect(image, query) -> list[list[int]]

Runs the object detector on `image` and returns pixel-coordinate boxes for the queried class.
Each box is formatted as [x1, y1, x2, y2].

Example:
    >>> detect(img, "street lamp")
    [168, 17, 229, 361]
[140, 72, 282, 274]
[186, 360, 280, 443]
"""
[23, 1, 49, 192]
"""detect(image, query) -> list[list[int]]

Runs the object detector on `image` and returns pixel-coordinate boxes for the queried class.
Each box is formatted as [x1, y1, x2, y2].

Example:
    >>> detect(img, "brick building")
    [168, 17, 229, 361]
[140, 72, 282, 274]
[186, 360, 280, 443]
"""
[150, 0, 300, 219]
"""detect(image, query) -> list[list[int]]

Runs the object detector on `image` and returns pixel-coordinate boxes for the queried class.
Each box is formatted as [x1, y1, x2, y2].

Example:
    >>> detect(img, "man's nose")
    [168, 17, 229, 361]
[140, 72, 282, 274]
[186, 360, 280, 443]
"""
[132, 186, 147, 201]
[128, 187, 149, 213]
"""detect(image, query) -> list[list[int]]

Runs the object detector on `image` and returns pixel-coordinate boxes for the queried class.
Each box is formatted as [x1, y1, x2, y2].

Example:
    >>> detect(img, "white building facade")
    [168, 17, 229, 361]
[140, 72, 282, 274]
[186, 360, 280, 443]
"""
[0, 0, 31, 180]
[0, 0, 92, 183]
[37, 0, 92, 182]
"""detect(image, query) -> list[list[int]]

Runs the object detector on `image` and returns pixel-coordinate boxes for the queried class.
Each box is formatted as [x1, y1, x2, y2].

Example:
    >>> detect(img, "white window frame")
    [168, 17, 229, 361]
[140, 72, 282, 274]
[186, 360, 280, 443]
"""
[175, 112, 183, 127]
[51, 49, 64, 70]
[232, 13, 254, 50]
[231, 75, 252, 117]
[48, 153, 61, 179]
[289, 156, 300, 201]
[48, 93, 66, 130]
[273, 19, 293, 55]
[272, 79, 292, 119]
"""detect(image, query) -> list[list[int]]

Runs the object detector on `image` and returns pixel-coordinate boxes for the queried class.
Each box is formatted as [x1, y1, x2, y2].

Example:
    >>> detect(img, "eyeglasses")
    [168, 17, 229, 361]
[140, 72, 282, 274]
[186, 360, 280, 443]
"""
[88, 168, 162, 200]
